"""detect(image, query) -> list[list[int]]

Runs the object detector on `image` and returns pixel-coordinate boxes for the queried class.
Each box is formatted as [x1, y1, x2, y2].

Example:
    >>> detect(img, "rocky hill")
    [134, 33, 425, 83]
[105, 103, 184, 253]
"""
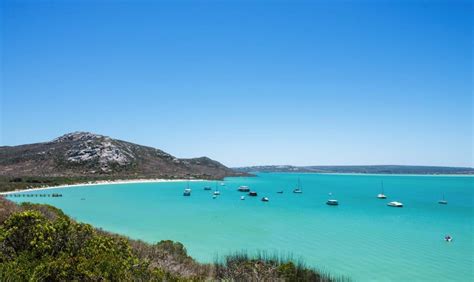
[0, 132, 243, 179]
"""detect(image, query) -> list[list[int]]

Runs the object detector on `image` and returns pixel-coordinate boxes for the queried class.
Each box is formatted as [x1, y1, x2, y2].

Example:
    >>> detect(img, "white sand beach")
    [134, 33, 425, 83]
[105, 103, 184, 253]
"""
[0, 178, 205, 195]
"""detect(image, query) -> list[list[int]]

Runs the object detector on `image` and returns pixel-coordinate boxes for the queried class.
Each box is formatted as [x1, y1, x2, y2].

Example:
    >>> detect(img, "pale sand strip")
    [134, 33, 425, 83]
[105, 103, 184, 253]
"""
[0, 178, 205, 195]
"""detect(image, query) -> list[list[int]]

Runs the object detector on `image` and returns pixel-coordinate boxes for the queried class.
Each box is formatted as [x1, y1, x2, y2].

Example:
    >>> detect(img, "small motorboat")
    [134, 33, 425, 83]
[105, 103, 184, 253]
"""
[220, 182, 226, 186]
[212, 195, 217, 199]
[444, 235, 453, 242]
[238, 186, 250, 192]
[248, 191, 258, 197]
[326, 199, 339, 206]
[240, 196, 245, 200]
[387, 201, 403, 207]
[183, 188, 192, 196]
[277, 191, 284, 194]
[261, 197, 269, 202]
[438, 194, 448, 205]
[204, 186, 212, 191]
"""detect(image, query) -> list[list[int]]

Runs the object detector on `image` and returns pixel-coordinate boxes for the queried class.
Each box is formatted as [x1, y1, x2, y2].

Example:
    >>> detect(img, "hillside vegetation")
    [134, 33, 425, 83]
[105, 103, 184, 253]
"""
[0, 132, 246, 192]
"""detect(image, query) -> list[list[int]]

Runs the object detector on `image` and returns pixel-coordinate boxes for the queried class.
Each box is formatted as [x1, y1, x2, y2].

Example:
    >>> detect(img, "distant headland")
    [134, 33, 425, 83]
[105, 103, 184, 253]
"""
[234, 165, 474, 175]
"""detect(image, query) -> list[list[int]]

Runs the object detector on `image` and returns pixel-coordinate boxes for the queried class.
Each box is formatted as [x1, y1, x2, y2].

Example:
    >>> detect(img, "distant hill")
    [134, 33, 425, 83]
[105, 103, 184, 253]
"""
[0, 132, 244, 180]
[234, 165, 474, 175]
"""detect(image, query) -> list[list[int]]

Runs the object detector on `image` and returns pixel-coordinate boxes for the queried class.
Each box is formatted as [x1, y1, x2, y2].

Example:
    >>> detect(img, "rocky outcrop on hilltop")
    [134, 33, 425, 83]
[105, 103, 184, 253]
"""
[0, 132, 243, 179]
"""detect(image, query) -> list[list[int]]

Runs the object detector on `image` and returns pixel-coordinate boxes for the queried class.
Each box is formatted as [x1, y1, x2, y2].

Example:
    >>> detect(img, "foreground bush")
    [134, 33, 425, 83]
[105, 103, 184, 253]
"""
[0, 198, 342, 281]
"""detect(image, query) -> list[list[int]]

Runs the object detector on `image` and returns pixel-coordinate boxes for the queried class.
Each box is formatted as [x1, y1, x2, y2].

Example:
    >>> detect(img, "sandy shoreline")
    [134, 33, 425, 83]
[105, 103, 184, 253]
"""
[0, 178, 205, 195]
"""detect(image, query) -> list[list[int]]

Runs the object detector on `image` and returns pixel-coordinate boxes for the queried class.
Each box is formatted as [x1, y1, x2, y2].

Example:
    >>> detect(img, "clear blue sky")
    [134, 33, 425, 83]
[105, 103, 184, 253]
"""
[1, 0, 472, 167]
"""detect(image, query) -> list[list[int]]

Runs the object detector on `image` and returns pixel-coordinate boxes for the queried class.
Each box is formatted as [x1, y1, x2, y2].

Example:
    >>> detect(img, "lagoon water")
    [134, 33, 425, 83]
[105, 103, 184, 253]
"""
[9, 173, 474, 281]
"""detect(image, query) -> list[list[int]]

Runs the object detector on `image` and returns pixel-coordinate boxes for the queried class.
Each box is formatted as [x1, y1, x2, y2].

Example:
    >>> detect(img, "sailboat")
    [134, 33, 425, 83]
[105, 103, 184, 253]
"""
[326, 192, 339, 206]
[377, 181, 387, 199]
[183, 181, 191, 196]
[293, 178, 302, 194]
[213, 181, 220, 196]
[438, 194, 448, 205]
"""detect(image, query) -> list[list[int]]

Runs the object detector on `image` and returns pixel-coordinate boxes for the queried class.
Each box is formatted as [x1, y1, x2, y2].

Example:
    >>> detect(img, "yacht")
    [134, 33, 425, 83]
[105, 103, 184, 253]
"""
[261, 197, 269, 202]
[377, 181, 387, 199]
[293, 177, 303, 194]
[387, 201, 403, 207]
[438, 194, 448, 205]
[238, 186, 250, 192]
[248, 191, 258, 197]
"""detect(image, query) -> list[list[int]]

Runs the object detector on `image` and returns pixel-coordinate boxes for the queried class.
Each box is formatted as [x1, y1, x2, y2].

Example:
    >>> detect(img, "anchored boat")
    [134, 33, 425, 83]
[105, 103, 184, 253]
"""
[238, 186, 250, 192]
[183, 182, 192, 196]
[387, 201, 403, 207]
[438, 194, 448, 205]
[293, 177, 303, 194]
[377, 181, 387, 199]
[326, 193, 339, 206]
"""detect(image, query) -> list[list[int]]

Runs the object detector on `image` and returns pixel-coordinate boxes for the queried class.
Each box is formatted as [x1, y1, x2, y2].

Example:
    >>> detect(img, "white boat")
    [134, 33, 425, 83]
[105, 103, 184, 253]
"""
[387, 201, 403, 207]
[240, 196, 245, 200]
[212, 195, 217, 199]
[261, 197, 269, 202]
[183, 188, 191, 196]
[213, 181, 220, 195]
[326, 199, 339, 206]
[326, 192, 339, 205]
[220, 182, 225, 186]
[438, 194, 448, 205]
[293, 177, 303, 194]
[183, 182, 192, 196]
[238, 186, 250, 192]
[377, 181, 387, 199]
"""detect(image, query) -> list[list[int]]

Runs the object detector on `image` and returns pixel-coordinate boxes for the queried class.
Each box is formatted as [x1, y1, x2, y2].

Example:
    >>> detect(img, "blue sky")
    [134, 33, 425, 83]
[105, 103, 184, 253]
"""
[1, 0, 472, 167]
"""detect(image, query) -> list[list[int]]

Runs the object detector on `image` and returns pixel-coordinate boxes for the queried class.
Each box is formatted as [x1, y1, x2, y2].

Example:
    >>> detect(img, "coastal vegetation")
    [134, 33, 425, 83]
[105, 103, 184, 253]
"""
[0, 197, 343, 281]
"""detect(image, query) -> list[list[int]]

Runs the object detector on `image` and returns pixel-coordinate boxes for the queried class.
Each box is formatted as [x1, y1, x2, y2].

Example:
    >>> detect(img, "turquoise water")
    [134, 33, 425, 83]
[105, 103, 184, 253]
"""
[8, 173, 474, 281]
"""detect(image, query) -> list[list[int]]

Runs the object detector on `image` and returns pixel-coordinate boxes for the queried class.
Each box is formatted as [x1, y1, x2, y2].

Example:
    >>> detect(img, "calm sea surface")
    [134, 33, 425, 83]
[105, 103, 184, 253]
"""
[9, 173, 474, 281]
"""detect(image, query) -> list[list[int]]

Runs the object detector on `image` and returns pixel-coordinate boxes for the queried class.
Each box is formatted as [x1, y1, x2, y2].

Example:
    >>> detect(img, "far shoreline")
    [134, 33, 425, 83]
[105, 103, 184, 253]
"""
[250, 171, 474, 177]
[0, 178, 205, 195]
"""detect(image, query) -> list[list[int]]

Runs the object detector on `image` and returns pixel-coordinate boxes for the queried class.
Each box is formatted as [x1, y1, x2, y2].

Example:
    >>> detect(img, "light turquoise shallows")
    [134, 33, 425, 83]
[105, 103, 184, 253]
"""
[10, 173, 474, 281]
